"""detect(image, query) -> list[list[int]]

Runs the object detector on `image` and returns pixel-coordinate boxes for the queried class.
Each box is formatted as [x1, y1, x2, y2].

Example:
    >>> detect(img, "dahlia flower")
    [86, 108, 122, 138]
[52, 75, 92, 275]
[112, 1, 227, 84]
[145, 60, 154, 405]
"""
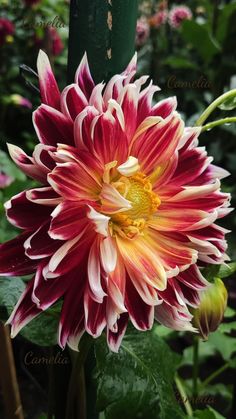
[169, 5, 192, 29]
[149, 11, 168, 29]
[0, 18, 14, 47]
[136, 18, 150, 47]
[0, 172, 13, 189]
[0, 50, 231, 352]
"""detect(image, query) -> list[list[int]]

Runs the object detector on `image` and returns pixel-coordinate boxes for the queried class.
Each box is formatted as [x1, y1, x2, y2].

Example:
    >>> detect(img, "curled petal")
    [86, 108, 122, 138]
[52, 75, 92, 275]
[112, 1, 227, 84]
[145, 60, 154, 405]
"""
[33, 104, 74, 146]
[7, 144, 46, 183]
[0, 233, 37, 276]
[5, 191, 52, 229]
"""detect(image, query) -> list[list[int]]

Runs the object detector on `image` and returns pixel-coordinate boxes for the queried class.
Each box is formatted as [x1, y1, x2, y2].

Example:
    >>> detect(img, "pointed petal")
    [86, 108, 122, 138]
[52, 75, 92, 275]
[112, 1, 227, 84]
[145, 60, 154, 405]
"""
[7, 280, 42, 338]
[107, 313, 129, 352]
[37, 49, 61, 110]
[61, 83, 88, 120]
[75, 53, 95, 99]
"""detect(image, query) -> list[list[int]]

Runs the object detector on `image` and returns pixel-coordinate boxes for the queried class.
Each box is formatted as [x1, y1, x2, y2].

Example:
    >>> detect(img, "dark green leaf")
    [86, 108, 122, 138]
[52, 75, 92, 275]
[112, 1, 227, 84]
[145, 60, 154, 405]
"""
[194, 406, 226, 419]
[0, 277, 59, 346]
[95, 329, 186, 419]
[202, 262, 236, 281]
[216, 3, 236, 44]
[181, 21, 221, 63]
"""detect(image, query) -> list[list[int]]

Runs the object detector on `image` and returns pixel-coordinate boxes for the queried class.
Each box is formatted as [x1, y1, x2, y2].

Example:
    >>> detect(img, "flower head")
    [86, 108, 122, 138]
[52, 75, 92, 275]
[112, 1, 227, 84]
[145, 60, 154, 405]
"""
[169, 5, 192, 29]
[0, 172, 13, 189]
[0, 50, 231, 352]
[49, 28, 64, 56]
[149, 10, 168, 28]
[10, 94, 32, 109]
[34, 28, 63, 57]
[0, 18, 14, 47]
[192, 278, 228, 339]
[136, 18, 150, 47]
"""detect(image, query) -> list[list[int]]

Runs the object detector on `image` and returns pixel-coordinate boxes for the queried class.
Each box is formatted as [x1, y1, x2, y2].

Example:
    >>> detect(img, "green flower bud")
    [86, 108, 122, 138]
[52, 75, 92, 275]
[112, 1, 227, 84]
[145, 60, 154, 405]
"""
[192, 278, 228, 340]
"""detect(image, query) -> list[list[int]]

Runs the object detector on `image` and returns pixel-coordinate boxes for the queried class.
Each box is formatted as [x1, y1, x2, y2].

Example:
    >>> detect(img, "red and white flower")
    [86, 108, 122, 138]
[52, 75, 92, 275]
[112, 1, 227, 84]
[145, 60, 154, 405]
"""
[0, 50, 231, 351]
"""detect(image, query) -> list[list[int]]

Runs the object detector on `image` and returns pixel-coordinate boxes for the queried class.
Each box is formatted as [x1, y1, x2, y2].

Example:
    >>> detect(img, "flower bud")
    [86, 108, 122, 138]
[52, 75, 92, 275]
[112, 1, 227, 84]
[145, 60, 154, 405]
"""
[192, 278, 228, 340]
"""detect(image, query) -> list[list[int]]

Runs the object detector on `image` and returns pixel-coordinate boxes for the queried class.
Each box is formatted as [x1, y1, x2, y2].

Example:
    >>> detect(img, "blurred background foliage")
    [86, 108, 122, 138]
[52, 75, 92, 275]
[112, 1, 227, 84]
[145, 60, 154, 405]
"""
[0, 0, 236, 418]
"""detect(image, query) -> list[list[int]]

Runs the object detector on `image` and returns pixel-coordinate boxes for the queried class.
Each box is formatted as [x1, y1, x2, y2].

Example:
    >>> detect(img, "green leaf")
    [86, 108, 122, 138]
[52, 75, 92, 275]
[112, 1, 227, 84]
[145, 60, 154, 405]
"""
[202, 262, 236, 281]
[0, 277, 58, 346]
[216, 3, 236, 44]
[0, 150, 26, 181]
[95, 329, 186, 419]
[207, 332, 236, 361]
[20, 311, 58, 347]
[218, 321, 236, 333]
[181, 342, 216, 367]
[181, 21, 221, 63]
[194, 406, 226, 419]
[224, 306, 236, 318]
[164, 56, 197, 70]
[0, 277, 25, 314]
[218, 96, 236, 111]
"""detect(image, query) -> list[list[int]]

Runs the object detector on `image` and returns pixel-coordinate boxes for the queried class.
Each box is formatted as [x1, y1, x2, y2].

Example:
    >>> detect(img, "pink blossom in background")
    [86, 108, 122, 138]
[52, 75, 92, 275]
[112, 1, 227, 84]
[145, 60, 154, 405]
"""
[149, 10, 168, 28]
[0, 50, 231, 352]
[0, 172, 13, 189]
[23, 0, 41, 6]
[49, 28, 64, 56]
[34, 28, 64, 57]
[0, 18, 14, 47]
[10, 94, 32, 109]
[136, 18, 150, 47]
[169, 5, 192, 29]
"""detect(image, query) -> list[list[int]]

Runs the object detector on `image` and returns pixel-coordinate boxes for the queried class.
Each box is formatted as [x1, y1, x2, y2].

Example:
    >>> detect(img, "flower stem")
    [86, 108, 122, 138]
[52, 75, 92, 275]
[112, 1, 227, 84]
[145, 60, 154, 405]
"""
[195, 89, 236, 126]
[65, 334, 93, 419]
[175, 374, 193, 417]
[192, 336, 199, 398]
[201, 116, 236, 132]
[200, 362, 230, 389]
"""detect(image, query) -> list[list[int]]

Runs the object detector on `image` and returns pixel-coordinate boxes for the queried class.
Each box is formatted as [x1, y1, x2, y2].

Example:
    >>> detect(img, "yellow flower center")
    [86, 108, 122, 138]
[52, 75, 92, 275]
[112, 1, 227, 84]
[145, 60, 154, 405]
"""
[111, 173, 161, 239]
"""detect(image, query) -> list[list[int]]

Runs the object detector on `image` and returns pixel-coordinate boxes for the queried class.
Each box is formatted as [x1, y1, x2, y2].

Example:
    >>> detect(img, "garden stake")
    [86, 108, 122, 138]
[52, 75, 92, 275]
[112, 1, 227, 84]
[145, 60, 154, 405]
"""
[0, 322, 24, 419]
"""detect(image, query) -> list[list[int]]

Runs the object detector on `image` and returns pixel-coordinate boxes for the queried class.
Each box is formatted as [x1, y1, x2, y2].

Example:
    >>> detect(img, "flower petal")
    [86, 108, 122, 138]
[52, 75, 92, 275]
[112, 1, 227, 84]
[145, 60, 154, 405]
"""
[0, 233, 37, 276]
[33, 104, 74, 146]
[37, 49, 60, 110]
[75, 53, 95, 99]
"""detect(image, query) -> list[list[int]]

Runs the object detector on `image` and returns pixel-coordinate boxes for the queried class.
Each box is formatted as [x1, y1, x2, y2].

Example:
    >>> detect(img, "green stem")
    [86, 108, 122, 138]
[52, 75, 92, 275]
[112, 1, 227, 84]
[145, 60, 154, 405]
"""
[195, 89, 236, 126]
[200, 362, 230, 389]
[65, 335, 93, 419]
[67, 0, 138, 83]
[192, 336, 199, 398]
[175, 374, 193, 417]
[201, 116, 236, 132]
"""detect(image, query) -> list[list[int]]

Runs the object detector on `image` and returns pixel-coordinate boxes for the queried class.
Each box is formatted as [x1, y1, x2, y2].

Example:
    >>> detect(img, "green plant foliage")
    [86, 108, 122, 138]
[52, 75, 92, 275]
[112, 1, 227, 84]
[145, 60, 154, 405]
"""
[193, 406, 226, 419]
[95, 329, 186, 419]
[0, 277, 59, 346]
[181, 20, 221, 63]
